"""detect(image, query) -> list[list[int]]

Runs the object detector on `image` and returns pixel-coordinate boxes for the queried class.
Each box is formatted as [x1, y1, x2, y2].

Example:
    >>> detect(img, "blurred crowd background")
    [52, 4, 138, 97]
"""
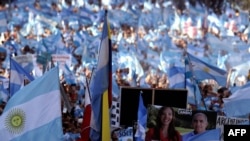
[0, 0, 249, 140]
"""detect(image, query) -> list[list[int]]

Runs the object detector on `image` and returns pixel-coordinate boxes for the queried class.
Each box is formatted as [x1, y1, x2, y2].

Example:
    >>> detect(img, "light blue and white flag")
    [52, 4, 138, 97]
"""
[186, 79, 202, 107]
[63, 63, 76, 85]
[89, 10, 112, 141]
[0, 67, 63, 141]
[0, 82, 8, 103]
[10, 58, 35, 97]
[134, 92, 147, 141]
[186, 44, 205, 58]
[223, 81, 250, 117]
[187, 128, 221, 141]
[168, 66, 185, 88]
[0, 11, 7, 33]
[187, 53, 227, 86]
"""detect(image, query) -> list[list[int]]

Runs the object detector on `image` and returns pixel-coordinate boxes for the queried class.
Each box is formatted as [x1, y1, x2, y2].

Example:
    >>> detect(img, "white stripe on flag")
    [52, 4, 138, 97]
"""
[192, 61, 225, 76]
[10, 70, 24, 85]
[169, 73, 184, 88]
[97, 36, 109, 69]
[0, 90, 61, 140]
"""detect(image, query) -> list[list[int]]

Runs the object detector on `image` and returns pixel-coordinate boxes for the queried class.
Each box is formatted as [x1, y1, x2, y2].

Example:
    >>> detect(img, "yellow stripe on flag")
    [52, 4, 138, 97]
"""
[102, 90, 111, 140]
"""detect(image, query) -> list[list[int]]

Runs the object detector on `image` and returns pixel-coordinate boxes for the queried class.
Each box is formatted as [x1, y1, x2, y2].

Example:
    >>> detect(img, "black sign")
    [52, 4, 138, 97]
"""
[119, 87, 188, 126]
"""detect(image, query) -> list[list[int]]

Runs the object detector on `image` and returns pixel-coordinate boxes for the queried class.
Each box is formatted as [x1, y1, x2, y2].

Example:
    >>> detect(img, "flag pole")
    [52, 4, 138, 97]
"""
[8, 57, 11, 98]
[85, 75, 91, 101]
[101, 9, 111, 141]
[185, 51, 207, 111]
[60, 83, 72, 112]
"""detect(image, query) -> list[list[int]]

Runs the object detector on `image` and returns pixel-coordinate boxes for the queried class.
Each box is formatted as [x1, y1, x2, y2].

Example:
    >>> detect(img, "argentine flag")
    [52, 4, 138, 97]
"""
[135, 92, 147, 141]
[223, 82, 250, 117]
[187, 53, 227, 86]
[10, 58, 35, 97]
[0, 67, 63, 140]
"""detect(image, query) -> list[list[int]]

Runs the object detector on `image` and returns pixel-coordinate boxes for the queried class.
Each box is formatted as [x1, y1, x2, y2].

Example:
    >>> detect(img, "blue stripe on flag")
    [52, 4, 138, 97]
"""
[11, 118, 63, 141]
[187, 53, 227, 86]
[168, 66, 185, 88]
[5, 67, 57, 111]
[135, 92, 147, 141]
[90, 10, 111, 141]
[0, 67, 63, 140]
[10, 58, 34, 97]
[183, 128, 221, 141]
[0, 11, 7, 32]
[223, 82, 250, 117]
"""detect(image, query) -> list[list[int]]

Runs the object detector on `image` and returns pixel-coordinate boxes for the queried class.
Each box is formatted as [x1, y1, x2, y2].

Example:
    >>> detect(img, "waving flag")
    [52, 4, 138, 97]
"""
[0, 67, 63, 141]
[90, 10, 112, 141]
[63, 63, 76, 84]
[185, 57, 203, 107]
[186, 53, 227, 86]
[223, 82, 250, 117]
[78, 82, 92, 141]
[135, 92, 147, 141]
[0, 11, 7, 33]
[186, 79, 202, 107]
[168, 66, 185, 88]
[167, 64, 202, 107]
[10, 58, 35, 97]
[0, 81, 8, 103]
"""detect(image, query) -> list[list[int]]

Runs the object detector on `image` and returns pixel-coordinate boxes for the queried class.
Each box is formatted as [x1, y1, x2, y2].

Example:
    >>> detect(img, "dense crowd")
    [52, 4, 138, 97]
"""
[0, 0, 249, 140]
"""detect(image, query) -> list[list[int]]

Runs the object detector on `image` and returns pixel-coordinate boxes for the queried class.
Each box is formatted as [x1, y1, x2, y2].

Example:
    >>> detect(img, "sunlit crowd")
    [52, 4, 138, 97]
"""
[0, 0, 249, 140]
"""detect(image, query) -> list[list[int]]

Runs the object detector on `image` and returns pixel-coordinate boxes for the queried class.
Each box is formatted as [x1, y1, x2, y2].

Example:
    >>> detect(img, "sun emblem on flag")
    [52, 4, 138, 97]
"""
[203, 67, 210, 73]
[5, 108, 26, 134]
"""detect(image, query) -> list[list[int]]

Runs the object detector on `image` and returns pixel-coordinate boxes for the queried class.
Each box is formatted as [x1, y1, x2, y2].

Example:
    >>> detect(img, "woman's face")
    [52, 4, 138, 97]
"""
[160, 107, 173, 126]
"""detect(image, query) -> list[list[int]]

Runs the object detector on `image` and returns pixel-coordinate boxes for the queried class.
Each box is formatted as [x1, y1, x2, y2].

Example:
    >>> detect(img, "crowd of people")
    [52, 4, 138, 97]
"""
[0, 0, 249, 140]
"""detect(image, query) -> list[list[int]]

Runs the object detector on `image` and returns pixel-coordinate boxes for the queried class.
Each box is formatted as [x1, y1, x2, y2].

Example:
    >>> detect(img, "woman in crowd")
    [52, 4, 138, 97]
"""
[146, 106, 182, 141]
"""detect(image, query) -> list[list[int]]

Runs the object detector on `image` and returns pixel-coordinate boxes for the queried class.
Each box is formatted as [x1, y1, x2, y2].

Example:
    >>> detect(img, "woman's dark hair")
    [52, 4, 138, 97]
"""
[152, 106, 179, 141]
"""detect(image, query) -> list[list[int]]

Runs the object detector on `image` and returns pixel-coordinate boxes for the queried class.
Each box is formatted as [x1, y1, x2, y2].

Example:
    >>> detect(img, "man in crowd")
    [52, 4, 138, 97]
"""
[182, 112, 208, 141]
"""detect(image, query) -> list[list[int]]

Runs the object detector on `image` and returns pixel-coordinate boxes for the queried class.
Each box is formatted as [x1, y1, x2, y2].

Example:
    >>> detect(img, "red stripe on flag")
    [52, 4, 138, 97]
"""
[78, 85, 92, 141]
[78, 104, 91, 141]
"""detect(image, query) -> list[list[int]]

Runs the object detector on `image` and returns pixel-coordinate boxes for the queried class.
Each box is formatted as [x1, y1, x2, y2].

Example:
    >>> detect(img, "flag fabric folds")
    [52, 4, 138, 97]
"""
[185, 79, 202, 107]
[135, 92, 147, 141]
[0, 67, 63, 141]
[168, 64, 202, 107]
[89, 10, 112, 141]
[185, 57, 203, 107]
[0, 11, 7, 33]
[10, 58, 35, 97]
[184, 128, 221, 141]
[0, 82, 8, 103]
[63, 63, 76, 85]
[168, 66, 185, 89]
[78, 85, 92, 141]
[223, 82, 250, 117]
[186, 53, 227, 86]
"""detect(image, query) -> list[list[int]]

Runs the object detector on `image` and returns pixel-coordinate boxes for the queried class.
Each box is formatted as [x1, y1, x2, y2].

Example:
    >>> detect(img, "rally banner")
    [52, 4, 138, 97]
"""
[112, 127, 133, 141]
[13, 54, 35, 73]
[51, 54, 72, 69]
